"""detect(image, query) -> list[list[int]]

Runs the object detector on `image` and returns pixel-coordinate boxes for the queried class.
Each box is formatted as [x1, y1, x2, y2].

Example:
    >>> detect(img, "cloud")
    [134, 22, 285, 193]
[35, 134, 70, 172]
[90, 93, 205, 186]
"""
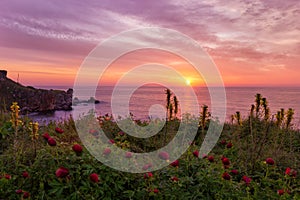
[0, 0, 299, 85]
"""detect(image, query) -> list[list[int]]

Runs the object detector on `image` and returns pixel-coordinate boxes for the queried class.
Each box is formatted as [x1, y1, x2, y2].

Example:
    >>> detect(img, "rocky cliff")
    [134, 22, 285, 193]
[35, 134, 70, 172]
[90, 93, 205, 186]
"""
[0, 70, 73, 113]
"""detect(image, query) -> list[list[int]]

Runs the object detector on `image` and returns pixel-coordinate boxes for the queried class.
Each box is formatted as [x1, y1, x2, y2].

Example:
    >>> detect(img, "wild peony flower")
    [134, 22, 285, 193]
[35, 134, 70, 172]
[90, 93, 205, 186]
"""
[171, 176, 179, 182]
[90, 173, 99, 183]
[103, 148, 111, 156]
[222, 157, 230, 166]
[125, 152, 132, 158]
[193, 150, 199, 158]
[222, 172, 231, 180]
[55, 167, 69, 178]
[207, 156, 214, 162]
[265, 158, 275, 165]
[220, 140, 227, 145]
[226, 142, 233, 148]
[231, 169, 239, 175]
[23, 192, 30, 199]
[72, 144, 83, 154]
[22, 171, 29, 178]
[153, 188, 159, 193]
[158, 151, 169, 160]
[144, 172, 153, 179]
[142, 163, 152, 170]
[277, 189, 285, 196]
[108, 139, 115, 144]
[55, 127, 64, 134]
[15, 189, 23, 194]
[285, 167, 297, 177]
[285, 167, 291, 175]
[42, 132, 50, 140]
[4, 174, 11, 180]
[170, 160, 179, 167]
[47, 137, 57, 146]
[118, 131, 125, 136]
[242, 175, 252, 186]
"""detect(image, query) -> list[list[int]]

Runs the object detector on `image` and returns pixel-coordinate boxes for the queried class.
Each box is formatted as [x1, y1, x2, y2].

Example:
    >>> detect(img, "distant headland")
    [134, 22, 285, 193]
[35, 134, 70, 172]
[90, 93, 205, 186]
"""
[0, 70, 73, 113]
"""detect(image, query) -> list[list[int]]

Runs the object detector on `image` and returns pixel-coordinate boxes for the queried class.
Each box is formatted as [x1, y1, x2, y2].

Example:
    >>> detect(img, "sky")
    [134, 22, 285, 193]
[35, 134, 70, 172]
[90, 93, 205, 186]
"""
[0, 0, 299, 87]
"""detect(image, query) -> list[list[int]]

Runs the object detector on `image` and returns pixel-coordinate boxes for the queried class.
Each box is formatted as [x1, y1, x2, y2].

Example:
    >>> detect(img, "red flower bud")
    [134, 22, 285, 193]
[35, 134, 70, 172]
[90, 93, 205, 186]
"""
[242, 175, 251, 186]
[22, 171, 29, 178]
[72, 144, 83, 154]
[55, 167, 69, 178]
[226, 142, 233, 148]
[125, 152, 132, 158]
[42, 132, 50, 140]
[90, 173, 99, 183]
[47, 137, 57, 146]
[144, 172, 153, 179]
[266, 158, 274, 165]
[23, 192, 30, 199]
[231, 169, 239, 175]
[158, 151, 169, 160]
[193, 150, 199, 158]
[222, 157, 230, 166]
[171, 176, 179, 182]
[208, 156, 214, 162]
[103, 148, 111, 156]
[55, 127, 64, 134]
[170, 160, 179, 167]
[222, 172, 231, 180]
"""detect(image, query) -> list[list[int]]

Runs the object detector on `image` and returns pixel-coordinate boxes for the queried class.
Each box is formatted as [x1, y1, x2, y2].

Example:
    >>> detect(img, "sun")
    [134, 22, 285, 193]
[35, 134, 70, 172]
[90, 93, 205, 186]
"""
[185, 79, 191, 85]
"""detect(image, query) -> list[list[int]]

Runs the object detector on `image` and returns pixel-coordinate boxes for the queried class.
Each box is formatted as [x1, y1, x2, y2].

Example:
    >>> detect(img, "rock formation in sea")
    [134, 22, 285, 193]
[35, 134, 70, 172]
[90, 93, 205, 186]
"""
[0, 70, 73, 113]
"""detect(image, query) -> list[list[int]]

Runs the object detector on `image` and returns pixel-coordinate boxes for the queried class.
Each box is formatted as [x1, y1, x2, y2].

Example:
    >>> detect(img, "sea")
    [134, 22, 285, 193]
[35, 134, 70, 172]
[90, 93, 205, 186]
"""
[28, 86, 300, 128]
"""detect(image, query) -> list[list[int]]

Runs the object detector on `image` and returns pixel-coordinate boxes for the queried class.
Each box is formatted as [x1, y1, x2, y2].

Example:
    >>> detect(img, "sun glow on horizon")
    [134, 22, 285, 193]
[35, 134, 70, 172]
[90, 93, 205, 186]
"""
[185, 79, 191, 85]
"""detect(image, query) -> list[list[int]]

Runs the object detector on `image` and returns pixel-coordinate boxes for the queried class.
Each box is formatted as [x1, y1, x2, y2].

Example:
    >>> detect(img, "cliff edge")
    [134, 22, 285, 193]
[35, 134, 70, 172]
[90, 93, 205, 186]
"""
[0, 70, 73, 113]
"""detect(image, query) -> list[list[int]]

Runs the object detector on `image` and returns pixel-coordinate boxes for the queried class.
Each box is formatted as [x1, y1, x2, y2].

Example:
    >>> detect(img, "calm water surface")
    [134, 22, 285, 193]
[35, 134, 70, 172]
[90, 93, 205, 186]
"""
[29, 86, 300, 128]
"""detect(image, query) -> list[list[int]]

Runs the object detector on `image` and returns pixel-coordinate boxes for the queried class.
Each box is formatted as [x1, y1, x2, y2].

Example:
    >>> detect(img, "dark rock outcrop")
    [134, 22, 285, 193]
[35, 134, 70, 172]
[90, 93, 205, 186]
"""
[0, 70, 73, 113]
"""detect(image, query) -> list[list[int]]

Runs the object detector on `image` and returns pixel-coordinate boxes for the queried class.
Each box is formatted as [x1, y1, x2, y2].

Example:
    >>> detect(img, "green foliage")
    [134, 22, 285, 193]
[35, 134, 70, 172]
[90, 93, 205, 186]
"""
[0, 97, 300, 199]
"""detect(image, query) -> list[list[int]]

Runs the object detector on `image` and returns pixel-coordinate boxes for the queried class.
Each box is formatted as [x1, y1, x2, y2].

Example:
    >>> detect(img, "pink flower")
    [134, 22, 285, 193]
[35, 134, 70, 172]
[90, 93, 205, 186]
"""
[231, 169, 239, 175]
[22, 171, 29, 178]
[170, 160, 179, 167]
[221, 157, 230, 166]
[90, 173, 99, 183]
[144, 172, 153, 179]
[42, 132, 50, 140]
[72, 144, 83, 154]
[222, 172, 231, 180]
[89, 129, 98, 136]
[226, 142, 233, 148]
[47, 137, 56, 146]
[171, 176, 179, 182]
[158, 151, 169, 160]
[55, 127, 64, 134]
[266, 158, 274, 165]
[125, 152, 132, 158]
[193, 150, 199, 158]
[242, 175, 251, 186]
[103, 148, 111, 156]
[55, 167, 69, 178]
[142, 163, 152, 170]
[153, 188, 159, 193]
[207, 156, 214, 162]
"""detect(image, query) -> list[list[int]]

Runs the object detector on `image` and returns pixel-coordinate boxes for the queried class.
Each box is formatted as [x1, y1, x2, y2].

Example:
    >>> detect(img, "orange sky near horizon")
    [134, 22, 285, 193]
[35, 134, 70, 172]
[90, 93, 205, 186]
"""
[1, 0, 299, 87]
